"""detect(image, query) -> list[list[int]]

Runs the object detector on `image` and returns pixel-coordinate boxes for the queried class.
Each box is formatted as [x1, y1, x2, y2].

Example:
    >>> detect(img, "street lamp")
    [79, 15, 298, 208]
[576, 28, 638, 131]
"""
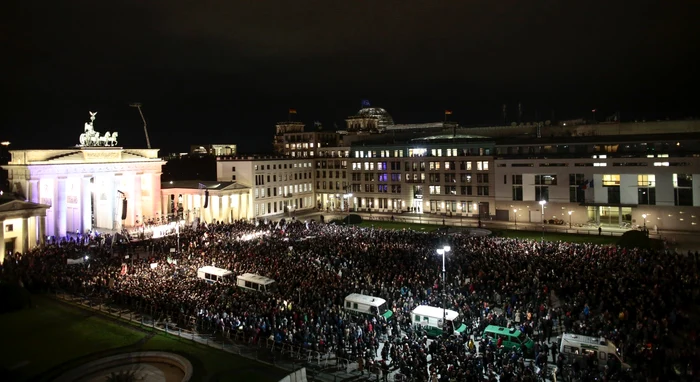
[642, 214, 647, 229]
[568, 210, 573, 229]
[539, 200, 547, 247]
[436, 245, 451, 336]
[513, 208, 518, 227]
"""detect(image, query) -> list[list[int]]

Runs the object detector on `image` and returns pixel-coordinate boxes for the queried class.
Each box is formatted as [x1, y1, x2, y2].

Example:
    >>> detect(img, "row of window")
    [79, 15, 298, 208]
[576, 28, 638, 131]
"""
[251, 162, 313, 171]
[350, 161, 490, 171]
[426, 200, 484, 213]
[355, 147, 492, 158]
[424, 185, 490, 196]
[253, 172, 313, 185]
[510, 175, 694, 206]
[255, 197, 313, 215]
[254, 183, 312, 199]
[316, 170, 347, 179]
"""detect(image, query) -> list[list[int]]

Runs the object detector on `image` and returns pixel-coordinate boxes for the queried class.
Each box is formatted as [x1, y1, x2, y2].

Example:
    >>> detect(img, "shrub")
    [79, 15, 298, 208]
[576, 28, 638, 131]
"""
[617, 230, 650, 249]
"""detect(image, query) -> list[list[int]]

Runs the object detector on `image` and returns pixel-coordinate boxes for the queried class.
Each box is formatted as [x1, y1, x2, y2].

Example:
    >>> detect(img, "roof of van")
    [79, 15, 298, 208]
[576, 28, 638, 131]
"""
[198, 266, 233, 277]
[483, 325, 524, 336]
[561, 333, 609, 346]
[237, 273, 276, 285]
[411, 305, 459, 321]
[345, 293, 387, 306]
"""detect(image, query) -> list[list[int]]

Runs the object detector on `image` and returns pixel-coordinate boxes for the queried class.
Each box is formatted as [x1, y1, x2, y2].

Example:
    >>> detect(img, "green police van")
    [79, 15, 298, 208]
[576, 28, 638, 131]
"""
[482, 325, 535, 355]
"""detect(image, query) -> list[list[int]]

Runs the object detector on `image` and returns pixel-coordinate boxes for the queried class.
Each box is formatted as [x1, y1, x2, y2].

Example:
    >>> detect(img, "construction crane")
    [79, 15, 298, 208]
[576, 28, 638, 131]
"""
[130, 103, 151, 149]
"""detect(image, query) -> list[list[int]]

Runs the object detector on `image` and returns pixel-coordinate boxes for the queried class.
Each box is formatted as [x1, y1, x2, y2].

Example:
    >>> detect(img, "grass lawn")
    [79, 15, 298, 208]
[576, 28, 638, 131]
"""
[0, 295, 287, 382]
[355, 220, 442, 231]
[495, 229, 620, 245]
[0, 295, 144, 381]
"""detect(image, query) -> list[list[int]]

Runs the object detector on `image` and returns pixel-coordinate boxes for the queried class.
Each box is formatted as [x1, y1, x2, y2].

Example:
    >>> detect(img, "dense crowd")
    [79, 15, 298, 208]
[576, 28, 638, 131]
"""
[2, 219, 699, 381]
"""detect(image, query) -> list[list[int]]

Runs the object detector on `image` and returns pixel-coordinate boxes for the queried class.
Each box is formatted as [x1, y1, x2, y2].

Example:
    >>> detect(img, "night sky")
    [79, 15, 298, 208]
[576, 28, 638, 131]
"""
[3, 1, 699, 153]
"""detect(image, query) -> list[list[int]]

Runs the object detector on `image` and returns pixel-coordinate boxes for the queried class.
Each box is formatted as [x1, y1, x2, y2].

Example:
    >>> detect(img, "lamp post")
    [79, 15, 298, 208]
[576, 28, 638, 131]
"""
[642, 214, 647, 229]
[568, 210, 573, 229]
[513, 208, 518, 227]
[436, 245, 451, 336]
[539, 200, 546, 248]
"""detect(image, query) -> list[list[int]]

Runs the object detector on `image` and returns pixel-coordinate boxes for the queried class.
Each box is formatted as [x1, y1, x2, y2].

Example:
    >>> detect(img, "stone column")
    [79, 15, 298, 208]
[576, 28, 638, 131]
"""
[22, 217, 29, 253]
[0, 220, 5, 264]
[133, 174, 142, 226]
[29, 180, 39, 203]
[182, 193, 189, 223]
[238, 193, 243, 220]
[39, 216, 46, 245]
[56, 178, 67, 238]
[152, 173, 162, 221]
[221, 193, 230, 223]
[114, 175, 122, 230]
[82, 176, 92, 233]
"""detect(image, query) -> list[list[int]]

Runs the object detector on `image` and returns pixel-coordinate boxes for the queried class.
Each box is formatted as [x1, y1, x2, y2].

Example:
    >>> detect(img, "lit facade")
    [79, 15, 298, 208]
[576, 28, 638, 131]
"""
[273, 123, 340, 158]
[2, 148, 165, 238]
[216, 157, 315, 218]
[1, 199, 49, 262]
[161, 181, 249, 223]
[342, 136, 496, 216]
[314, 147, 350, 211]
[495, 135, 700, 231]
[190, 144, 237, 156]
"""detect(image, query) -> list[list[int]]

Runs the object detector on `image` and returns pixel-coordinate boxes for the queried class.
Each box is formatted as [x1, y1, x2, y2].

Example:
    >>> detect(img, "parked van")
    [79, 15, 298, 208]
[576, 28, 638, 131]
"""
[344, 293, 393, 320]
[236, 273, 277, 292]
[197, 266, 234, 284]
[411, 305, 467, 337]
[559, 333, 631, 371]
[482, 325, 535, 355]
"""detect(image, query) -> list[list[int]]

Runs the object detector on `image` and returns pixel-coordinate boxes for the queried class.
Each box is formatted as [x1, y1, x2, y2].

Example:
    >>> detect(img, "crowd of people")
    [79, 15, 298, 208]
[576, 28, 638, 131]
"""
[2, 218, 699, 381]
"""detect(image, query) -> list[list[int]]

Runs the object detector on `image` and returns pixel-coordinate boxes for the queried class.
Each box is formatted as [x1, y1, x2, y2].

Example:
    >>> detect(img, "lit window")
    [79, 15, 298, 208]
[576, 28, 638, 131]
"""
[602, 174, 620, 186]
[638, 174, 655, 187]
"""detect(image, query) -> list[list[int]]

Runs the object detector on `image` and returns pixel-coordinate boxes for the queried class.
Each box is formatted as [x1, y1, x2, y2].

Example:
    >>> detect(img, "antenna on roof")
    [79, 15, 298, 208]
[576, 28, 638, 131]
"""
[130, 103, 151, 149]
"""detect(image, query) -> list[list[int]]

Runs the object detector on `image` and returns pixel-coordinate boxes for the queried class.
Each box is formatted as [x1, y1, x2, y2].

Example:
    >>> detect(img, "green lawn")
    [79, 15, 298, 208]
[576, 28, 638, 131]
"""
[355, 220, 442, 231]
[351, 220, 620, 245]
[495, 229, 620, 245]
[0, 295, 287, 382]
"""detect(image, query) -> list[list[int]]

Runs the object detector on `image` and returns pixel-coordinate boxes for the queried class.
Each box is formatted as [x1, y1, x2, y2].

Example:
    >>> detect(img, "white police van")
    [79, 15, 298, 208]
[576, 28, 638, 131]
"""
[236, 273, 277, 292]
[197, 266, 234, 284]
[344, 293, 394, 320]
[559, 333, 631, 371]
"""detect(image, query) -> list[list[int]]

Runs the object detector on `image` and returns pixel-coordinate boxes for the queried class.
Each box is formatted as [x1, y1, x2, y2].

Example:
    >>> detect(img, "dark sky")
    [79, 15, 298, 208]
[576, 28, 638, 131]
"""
[3, 1, 699, 153]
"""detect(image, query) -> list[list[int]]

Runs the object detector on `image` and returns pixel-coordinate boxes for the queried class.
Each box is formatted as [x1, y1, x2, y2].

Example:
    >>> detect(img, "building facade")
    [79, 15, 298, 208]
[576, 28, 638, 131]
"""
[161, 180, 249, 223]
[273, 122, 340, 157]
[266, 105, 700, 231]
[1, 198, 49, 262]
[216, 156, 315, 218]
[190, 144, 237, 157]
[494, 134, 700, 231]
[3, 148, 165, 238]
[342, 136, 496, 217]
[2, 113, 165, 239]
